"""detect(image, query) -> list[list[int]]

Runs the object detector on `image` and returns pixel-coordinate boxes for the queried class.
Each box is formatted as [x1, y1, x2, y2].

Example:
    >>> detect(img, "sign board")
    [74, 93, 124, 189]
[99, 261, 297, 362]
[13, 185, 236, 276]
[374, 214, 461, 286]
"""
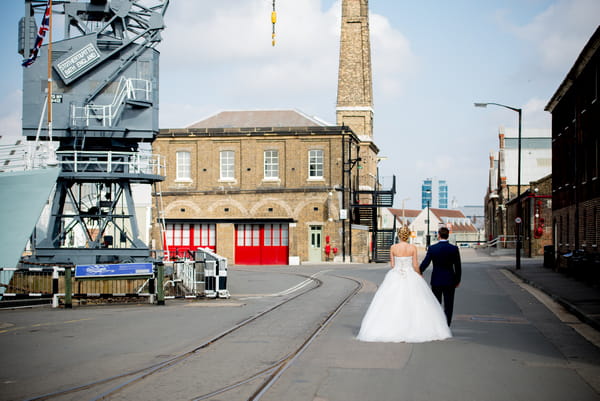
[55, 43, 102, 84]
[340, 209, 348, 220]
[75, 263, 153, 278]
[515, 217, 522, 224]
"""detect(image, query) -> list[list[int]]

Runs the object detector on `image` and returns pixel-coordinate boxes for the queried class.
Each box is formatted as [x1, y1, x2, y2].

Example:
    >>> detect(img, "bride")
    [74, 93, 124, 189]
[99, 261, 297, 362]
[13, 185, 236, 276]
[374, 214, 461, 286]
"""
[357, 226, 452, 343]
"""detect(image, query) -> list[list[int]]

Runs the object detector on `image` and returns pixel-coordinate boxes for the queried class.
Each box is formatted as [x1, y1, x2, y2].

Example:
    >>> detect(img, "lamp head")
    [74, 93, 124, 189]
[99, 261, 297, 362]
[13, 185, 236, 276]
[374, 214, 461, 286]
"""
[474, 103, 488, 108]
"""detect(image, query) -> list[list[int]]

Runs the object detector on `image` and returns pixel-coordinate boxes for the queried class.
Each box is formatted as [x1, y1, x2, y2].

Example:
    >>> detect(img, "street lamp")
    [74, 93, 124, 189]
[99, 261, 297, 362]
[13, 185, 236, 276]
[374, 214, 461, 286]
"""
[475, 102, 522, 270]
[425, 189, 431, 249]
[401, 197, 410, 224]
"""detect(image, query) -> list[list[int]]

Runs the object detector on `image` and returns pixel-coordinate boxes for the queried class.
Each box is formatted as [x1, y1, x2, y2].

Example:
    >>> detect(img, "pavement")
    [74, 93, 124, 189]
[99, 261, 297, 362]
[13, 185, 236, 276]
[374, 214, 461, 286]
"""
[504, 255, 600, 332]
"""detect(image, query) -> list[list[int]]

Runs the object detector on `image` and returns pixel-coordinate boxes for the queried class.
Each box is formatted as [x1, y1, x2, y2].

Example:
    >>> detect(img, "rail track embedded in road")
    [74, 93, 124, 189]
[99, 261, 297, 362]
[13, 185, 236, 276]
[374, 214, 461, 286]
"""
[23, 271, 362, 401]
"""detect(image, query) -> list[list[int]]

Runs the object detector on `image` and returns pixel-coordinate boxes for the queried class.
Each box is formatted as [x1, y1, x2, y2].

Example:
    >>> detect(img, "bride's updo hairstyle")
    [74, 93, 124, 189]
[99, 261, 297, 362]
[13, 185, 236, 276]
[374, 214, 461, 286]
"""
[398, 226, 410, 242]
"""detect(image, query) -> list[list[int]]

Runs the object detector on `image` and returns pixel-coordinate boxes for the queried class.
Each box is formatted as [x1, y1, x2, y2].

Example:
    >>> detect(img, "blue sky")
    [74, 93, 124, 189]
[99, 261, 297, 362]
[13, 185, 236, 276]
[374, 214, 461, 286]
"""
[2, 0, 599, 209]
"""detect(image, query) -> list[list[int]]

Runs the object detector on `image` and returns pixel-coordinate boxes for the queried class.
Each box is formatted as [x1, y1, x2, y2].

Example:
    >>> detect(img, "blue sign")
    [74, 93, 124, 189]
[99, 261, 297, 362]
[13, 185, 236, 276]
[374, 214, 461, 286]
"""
[75, 263, 153, 278]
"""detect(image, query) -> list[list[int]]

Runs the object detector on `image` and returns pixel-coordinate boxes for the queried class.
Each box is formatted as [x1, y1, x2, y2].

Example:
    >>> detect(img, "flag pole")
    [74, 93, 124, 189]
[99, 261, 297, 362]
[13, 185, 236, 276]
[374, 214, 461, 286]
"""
[47, 0, 52, 141]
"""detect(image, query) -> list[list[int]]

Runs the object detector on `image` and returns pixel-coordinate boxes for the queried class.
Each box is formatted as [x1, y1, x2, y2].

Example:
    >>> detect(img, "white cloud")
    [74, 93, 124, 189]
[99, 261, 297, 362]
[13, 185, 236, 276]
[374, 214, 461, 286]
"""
[522, 97, 551, 129]
[160, 0, 339, 66]
[160, 102, 215, 128]
[371, 13, 418, 100]
[514, 0, 600, 73]
[158, 0, 415, 124]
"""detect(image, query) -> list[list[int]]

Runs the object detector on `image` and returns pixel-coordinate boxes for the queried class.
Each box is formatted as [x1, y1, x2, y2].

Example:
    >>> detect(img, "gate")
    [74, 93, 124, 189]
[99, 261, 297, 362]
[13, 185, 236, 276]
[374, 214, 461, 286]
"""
[235, 223, 289, 265]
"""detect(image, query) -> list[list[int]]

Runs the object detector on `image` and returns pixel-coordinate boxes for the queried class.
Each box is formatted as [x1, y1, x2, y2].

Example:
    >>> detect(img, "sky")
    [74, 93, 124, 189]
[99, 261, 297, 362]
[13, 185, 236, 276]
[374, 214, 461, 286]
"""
[1, 0, 599, 210]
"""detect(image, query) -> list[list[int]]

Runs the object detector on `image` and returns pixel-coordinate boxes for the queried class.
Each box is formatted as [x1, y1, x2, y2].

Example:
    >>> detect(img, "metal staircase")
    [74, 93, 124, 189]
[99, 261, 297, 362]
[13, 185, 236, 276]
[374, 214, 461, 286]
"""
[71, 77, 152, 127]
[351, 176, 396, 262]
[373, 230, 395, 262]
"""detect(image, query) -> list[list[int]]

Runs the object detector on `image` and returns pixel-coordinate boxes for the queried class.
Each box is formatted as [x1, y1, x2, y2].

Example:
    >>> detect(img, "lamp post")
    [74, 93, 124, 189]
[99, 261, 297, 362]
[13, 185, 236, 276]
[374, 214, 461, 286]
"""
[425, 189, 432, 249]
[426, 200, 431, 249]
[475, 102, 522, 270]
[401, 197, 410, 224]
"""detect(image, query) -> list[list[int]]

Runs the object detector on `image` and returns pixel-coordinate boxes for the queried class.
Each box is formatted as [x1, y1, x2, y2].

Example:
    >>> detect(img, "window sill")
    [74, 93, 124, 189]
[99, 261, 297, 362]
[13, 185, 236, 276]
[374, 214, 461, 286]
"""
[219, 178, 237, 184]
[307, 177, 325, 181]
[175, 179, 193, 183]
[262, 178, 280, 183]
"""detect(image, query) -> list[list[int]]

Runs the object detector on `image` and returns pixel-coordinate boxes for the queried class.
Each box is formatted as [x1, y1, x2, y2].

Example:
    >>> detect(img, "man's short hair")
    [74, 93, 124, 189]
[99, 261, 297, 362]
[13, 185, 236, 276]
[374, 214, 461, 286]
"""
[438, 227, 450, 239]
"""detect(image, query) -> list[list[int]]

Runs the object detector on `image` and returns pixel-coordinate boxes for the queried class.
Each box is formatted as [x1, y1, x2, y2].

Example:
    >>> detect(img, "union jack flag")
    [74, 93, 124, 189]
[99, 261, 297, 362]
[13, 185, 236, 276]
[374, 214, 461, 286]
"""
[22, 0, 51, 67]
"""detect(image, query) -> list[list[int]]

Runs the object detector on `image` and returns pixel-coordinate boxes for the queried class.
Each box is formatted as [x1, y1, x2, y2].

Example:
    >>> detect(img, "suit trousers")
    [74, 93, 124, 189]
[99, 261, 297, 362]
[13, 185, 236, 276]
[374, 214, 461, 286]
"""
[432, 285, 455, 326]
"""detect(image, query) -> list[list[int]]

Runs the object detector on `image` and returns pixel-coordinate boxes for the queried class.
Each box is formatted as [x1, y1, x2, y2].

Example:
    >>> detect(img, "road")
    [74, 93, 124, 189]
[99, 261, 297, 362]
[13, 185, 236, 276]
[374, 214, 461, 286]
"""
[1, 249, 599, 401]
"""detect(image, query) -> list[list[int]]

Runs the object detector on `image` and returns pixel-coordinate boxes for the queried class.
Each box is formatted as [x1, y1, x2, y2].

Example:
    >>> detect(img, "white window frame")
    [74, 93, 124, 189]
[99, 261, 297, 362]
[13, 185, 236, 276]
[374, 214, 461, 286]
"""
[220, 150, 235, 181]
[308, 149, 324, 179]
[264, 150, 279, 180]
[176, 151, 191, 182]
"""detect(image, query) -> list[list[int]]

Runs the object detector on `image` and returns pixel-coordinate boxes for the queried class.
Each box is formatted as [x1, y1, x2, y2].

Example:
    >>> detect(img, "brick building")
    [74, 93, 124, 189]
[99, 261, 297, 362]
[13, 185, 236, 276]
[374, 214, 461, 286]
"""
[545, 26, 600, 274]
[385, 208, 478, 247]
[505, 174, 553, 257]
[152, 110, 367, 264]
[484, 126, 551, 250]
[151, 0, 395, 265]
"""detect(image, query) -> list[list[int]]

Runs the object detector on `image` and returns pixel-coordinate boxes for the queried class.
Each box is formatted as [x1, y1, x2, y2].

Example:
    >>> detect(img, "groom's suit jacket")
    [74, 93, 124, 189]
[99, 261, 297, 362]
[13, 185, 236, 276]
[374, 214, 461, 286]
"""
[419, 240, 461, 287]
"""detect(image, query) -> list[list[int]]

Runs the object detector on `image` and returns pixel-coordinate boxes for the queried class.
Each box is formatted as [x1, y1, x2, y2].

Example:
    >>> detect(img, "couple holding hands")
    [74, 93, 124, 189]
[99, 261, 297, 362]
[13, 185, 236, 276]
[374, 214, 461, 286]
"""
[357, 226, 461, 343]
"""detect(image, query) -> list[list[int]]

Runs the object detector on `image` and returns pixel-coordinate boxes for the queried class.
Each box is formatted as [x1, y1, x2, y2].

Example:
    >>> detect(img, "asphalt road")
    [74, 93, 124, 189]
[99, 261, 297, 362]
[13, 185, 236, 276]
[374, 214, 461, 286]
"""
[1, 250, 599, 401]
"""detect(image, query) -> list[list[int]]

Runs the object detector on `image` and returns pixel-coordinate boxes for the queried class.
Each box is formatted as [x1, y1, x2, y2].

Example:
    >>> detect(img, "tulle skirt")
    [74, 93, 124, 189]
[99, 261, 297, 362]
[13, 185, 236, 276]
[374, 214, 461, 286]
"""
[357, 258, 452, 343]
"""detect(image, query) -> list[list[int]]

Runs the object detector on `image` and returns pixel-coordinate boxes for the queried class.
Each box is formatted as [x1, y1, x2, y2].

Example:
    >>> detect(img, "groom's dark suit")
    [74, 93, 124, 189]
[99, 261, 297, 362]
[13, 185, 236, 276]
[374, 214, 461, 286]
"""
[420, 240, 461, 325]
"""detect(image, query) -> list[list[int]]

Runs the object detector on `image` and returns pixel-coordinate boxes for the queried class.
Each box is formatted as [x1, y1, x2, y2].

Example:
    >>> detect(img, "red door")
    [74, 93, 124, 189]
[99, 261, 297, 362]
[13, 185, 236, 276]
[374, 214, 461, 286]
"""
[164, 223, 216, 259]
[235, 223, 288, 265]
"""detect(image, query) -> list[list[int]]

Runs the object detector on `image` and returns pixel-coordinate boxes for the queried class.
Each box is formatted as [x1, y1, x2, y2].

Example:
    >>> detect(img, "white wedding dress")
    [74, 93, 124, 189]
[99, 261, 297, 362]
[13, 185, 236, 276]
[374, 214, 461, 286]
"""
[357, 256, 452, 343]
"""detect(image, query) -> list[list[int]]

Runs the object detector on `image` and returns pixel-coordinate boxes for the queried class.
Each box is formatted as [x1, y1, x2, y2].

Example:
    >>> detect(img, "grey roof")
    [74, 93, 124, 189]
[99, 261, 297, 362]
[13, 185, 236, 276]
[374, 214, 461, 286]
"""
[186, 109, 330, 129]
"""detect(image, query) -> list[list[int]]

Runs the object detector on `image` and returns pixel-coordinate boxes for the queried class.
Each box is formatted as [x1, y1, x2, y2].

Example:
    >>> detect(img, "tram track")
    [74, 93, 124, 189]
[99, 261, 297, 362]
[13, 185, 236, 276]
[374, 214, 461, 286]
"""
[188, 274, 363, 401]
[22, 271, 362, 401]
[246, 274, 362, 401]
[22, 270, 322, 401]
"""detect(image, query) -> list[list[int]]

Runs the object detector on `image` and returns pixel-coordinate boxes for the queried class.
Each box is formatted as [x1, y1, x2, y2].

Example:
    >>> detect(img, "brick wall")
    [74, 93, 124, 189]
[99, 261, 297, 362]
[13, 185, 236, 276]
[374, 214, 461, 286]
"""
[152, 128, 367, 264]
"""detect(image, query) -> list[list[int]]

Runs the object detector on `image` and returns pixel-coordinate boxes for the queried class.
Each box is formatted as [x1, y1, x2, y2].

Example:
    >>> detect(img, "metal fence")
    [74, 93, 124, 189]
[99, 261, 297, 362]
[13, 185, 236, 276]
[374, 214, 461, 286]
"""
[0, 256, 230, 306]
[487, 235, 518, 248]
[163, 260, 205, 299]
[0, 266, 163, 308]
[0, 267, 55, 301]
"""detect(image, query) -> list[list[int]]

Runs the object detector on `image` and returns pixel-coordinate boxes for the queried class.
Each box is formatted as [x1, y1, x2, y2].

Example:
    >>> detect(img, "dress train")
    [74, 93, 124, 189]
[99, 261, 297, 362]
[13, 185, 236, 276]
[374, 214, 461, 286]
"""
[357, 256, 452, 343]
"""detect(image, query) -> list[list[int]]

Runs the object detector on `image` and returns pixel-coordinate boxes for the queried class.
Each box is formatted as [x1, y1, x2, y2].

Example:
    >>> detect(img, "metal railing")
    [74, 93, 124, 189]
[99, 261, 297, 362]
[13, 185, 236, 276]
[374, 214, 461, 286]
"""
[0, 140, 59, 172]
[164, 260, 204, 299]
[71, 77, 152, 127]
[56, 150, 165, 177]
[486, 235, 517, 248]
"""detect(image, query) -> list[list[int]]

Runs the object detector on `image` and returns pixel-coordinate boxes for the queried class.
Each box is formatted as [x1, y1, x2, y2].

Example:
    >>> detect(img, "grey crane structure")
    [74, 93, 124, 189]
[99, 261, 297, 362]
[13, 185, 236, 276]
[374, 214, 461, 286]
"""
[19, 0, 168, 266]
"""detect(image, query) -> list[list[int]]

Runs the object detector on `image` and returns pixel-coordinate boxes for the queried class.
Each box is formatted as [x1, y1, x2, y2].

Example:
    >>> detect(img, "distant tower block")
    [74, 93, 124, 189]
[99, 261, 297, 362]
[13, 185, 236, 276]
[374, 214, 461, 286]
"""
[336, 0, 377, 186]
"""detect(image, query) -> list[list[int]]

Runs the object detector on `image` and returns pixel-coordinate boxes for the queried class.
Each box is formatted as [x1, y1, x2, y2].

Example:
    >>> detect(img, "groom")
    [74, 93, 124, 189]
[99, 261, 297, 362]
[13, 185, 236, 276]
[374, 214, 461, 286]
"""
[419, 227, 462, 326]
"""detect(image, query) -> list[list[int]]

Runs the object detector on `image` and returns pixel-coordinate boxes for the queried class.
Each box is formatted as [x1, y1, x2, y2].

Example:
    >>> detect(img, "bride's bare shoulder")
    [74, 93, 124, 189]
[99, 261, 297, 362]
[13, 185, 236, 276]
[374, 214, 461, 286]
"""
[409, 243, 418, 256]
[391, 242, 415, 257]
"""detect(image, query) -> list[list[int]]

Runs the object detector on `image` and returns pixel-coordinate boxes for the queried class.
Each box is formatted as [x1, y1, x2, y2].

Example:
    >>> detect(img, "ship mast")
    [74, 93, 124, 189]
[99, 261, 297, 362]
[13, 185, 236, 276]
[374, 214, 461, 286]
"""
[46, 0, 52, 141]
